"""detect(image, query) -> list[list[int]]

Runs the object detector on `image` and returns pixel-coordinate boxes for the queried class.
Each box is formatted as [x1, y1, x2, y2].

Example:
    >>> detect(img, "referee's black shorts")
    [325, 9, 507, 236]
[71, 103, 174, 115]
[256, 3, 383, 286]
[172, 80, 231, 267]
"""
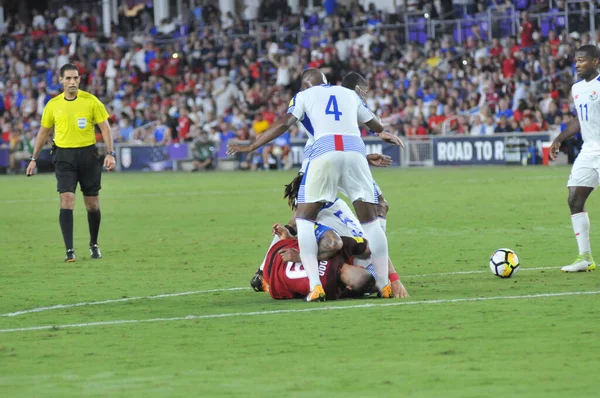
[53, 144, 102, 196]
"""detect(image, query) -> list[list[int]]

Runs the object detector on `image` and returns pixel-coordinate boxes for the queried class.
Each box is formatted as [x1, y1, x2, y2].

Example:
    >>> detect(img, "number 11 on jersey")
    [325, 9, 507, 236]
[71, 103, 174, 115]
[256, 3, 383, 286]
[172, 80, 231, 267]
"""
[325, 95, 343, 121]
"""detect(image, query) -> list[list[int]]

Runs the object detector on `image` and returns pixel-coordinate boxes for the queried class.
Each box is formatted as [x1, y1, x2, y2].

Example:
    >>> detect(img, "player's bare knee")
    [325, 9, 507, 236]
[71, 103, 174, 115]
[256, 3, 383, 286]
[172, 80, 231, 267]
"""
[353, 201, 378, 223]
[377, 198, 389, 218]
[567, 194, 584, 213]
[84, 196, 100, 212]
[60, 193, 75, 209]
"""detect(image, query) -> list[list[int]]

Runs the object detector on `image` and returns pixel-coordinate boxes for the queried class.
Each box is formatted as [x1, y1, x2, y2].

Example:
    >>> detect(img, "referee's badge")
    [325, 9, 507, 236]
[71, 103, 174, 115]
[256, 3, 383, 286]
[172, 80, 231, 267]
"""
[77, 117, 87, 129]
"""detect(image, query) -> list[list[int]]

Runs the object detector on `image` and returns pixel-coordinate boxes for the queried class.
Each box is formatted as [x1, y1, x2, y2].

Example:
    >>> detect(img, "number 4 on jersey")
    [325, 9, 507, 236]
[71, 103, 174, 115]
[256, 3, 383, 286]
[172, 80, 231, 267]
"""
[325, 95, 343, 121]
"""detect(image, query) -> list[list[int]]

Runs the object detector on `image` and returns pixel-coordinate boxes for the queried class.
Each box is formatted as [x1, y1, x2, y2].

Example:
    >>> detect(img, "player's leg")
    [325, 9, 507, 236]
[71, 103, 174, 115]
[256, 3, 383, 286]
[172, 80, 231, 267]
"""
[562, 186, 595, 272]
[54, 148, 78, 262]
[562, 154, 597, 272]
[376, 191, 388, 233]
[296, 202, 326, 301]
[296, 154, 340, 301]
[343, 153, 391, 296]
[79, 146, 103, 259]
[250, 233, 281, 293]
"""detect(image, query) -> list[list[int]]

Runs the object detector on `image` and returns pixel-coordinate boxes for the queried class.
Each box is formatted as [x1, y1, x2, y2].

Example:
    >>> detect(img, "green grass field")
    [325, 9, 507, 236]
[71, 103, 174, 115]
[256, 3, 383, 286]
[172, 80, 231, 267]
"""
[1, 166, 599, 397]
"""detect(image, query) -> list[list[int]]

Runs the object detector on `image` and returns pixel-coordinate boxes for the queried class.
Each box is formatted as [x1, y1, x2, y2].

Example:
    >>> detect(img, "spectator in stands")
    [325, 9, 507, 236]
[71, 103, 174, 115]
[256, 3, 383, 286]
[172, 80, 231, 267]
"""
[116, 116, 134, 143]
[1, 0, 597, 173]
[495, 115, 512, 133]
[191, 130, 215, 171]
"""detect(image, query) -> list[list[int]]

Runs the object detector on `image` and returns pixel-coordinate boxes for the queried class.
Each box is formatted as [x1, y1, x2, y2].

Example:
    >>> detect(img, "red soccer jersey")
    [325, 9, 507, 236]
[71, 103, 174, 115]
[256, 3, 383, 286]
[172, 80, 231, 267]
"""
[263, 237, 367, 300]
[178, 116, 191, 140]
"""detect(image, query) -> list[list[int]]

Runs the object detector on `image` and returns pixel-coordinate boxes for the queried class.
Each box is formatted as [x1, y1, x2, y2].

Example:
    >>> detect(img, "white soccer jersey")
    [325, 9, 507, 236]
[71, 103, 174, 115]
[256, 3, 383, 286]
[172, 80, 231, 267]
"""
[287, 85, 375, 159]
[572, 75, 600, 152]
[298, 123, 314, 174]
[317, 198, 365, 238]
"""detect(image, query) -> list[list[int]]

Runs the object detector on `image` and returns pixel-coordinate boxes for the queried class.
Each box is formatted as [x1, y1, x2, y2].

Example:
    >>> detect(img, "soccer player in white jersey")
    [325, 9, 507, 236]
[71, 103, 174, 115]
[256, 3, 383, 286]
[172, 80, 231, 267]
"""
[249, 155, 409, 298]
[228, 69, 401, 301]
[549, 45, 600, 272]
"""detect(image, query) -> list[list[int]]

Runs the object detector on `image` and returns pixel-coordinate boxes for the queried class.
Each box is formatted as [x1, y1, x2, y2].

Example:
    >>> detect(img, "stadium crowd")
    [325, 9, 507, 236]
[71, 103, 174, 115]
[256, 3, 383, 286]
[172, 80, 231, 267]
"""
[0, 0, 599, 172]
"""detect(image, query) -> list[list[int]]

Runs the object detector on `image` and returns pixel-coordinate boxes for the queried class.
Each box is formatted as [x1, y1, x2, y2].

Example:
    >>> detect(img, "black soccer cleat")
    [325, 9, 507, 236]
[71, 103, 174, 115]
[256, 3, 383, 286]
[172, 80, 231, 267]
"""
[65, 249, 76, 263]
[89, 244, 102, 259]
[250, 271, 268, 292]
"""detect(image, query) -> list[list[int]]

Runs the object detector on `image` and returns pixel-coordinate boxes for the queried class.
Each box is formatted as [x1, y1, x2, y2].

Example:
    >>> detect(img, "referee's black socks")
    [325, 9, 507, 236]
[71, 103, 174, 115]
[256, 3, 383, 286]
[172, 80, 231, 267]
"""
[88, 209, 101, 246]
[59, 209, 74, 250]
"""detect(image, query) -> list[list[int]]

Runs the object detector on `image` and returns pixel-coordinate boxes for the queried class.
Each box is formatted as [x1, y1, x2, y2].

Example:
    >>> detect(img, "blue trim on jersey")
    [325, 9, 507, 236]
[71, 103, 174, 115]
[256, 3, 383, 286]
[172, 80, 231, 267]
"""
[298, 161, 309, 203]
[301, 114, 315, 136]
[310, 135, 366, 160]
[322, 198, 339, 209]
[372, 182, 379, 205]
[597, 76, 600, 82]
[314, 223, 334, 243]
[304, 143, 313, 157]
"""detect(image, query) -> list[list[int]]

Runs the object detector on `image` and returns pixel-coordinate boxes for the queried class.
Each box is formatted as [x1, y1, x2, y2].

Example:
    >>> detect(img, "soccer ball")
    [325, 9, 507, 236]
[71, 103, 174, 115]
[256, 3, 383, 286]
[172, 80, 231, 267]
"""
[489, 248, 520, 278]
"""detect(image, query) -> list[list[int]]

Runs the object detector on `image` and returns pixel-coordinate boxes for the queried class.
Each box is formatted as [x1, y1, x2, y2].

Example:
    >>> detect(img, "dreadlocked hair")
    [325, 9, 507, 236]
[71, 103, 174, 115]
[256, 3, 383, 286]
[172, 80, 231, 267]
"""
[284, 173, 303, 210]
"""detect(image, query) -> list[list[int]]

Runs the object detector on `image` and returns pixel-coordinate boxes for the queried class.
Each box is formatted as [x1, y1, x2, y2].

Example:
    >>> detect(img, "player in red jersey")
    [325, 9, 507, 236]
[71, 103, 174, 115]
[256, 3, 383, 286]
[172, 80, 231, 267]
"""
[263, 232, 375, 300]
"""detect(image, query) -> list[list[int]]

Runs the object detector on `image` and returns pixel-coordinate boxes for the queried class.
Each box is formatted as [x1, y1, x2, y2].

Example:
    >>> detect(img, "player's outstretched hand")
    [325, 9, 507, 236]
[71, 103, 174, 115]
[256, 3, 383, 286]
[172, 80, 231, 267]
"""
[548, 140, 561, 161]
[104, 154, 116, 171]
[391, 280, 409, 298]
[367, 153, 392, 167]
[279, 248, 301, 263]
[272, 223, 293, 239]
[26, 160, 37, 177]
[377, 131, 404, 147]
[226, 143, 253, 155]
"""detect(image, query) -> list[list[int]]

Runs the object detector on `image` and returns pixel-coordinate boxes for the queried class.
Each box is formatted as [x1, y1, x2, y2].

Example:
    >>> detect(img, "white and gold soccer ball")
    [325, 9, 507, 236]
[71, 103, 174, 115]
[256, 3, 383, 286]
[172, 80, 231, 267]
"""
[489, 248, 520, 278]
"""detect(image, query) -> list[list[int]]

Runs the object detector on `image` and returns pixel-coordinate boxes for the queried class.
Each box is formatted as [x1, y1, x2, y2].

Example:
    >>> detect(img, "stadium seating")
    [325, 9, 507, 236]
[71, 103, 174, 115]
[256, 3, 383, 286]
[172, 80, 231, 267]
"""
[0, 1, 599, 173]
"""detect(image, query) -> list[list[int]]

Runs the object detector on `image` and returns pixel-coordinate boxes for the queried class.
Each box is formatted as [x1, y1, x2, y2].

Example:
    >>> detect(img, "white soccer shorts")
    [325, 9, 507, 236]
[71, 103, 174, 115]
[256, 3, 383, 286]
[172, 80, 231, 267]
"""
[567, 152, 600, 188]
[298, 151, 379, 204]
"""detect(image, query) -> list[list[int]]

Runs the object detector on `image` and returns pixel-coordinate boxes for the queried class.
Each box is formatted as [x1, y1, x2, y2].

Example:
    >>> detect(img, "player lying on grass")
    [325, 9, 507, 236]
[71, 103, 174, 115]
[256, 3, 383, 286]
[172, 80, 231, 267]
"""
[261, 228, 379, 300]
[228, 70, 402, 301]
[251, 168, 409, 298]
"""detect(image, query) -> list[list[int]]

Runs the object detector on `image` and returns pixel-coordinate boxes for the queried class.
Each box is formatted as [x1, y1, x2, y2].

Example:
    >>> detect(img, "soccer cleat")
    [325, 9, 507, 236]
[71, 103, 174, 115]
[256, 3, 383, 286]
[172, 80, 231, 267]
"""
[305, 285, 326, 302]
[378, 284, 394, 298]
[89, 244, 102, 259]
[561, 254, 596, 272]
[65, 249, 76, 263]
[250, 271, 269, 293]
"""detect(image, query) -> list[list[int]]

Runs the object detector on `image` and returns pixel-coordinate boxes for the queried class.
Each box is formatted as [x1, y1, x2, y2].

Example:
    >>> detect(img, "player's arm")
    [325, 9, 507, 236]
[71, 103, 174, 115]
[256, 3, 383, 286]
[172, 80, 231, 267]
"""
[549, 117, 581, 161]
[98, 119, 116, 171]
[317, 230, 343, 261]
[366, 153, 392, 167]
[278, 228, 342, 262]
[341, 236, 370, 259]
[226, 113, 298, 155]
[26, 125, 53, 176]
[359, 100, 402, 146]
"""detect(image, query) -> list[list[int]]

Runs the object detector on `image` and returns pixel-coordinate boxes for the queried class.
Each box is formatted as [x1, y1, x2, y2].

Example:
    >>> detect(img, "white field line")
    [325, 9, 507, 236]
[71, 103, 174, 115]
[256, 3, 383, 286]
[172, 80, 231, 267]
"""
[0, 288, 249, 317]
[1, 188, 281, 204]
[1, 290, 598, 334]
[0, 266, 562, 318]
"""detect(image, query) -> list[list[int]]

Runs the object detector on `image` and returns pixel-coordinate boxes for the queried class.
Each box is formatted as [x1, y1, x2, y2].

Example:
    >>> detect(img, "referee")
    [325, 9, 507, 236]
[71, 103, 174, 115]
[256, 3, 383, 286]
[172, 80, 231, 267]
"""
[26, 63, 115, 262]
